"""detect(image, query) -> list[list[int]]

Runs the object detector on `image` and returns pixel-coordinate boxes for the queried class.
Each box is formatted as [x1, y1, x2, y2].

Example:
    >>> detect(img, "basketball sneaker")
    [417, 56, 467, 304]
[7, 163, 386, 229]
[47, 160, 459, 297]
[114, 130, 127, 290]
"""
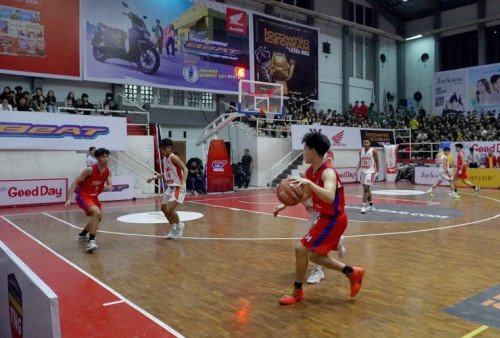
[173, 222, 185, 239]
[360, 205, 367, 214]
[165, 227, 175, 239]
[474, 186, 480, 195]
[307, 267, 324, 284]
[451, 193, 461, 199]
[348, 266, 364, 297]
[77, 235, 88, 241]
[279, 287, 305, 305]
[85, 240, 98, 252]
[426, 189, 434, 197]
[337, 235, 346, 259]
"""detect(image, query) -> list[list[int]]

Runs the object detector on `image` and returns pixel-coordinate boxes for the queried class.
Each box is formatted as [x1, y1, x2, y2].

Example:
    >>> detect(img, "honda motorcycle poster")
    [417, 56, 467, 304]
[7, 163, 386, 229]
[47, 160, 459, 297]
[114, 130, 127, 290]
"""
[0, 0, 80, 79]
[252, 14, 318, 100]
[83, 0, 250, 93]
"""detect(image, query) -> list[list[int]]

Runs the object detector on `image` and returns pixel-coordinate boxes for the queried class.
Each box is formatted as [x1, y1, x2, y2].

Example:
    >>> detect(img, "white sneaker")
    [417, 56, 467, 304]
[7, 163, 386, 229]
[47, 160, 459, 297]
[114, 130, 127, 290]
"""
[85, 240, 98, 252]
[426, 189, 434, 197]
[165, 227, 175, 239]
[360, 206, 367, 214]
[474, 186, 480, 195]
[307, 268, 324, 284]
[451, 193, 461, 199]
[173, 222, 185, 239]
[337, 235, 345, 259]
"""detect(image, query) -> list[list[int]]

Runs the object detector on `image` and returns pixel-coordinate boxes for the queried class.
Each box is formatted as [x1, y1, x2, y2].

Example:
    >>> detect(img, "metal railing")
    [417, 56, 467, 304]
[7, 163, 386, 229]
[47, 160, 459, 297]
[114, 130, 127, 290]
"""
[267, 149, 303, 186]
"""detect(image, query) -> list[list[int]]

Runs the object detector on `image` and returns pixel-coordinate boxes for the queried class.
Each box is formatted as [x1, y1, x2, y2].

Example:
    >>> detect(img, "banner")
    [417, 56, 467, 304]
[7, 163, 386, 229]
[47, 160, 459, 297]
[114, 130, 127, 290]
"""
[450, 141, 500, 166]
[0, 0, 80, 79]
[0, 178, 67, 207]
[0, 241, 61, 337]
[455, 168, 500, 188]
[83, 0, 249, 93]
[433, 62, 500, 114]
[83, 175, 135, 202]
[291, 125, 395, 150]
[0, 111, 127, 151]
[253, 14, 318, 99]
[383, 144, 399, 182]
[414, 167, 451, 186]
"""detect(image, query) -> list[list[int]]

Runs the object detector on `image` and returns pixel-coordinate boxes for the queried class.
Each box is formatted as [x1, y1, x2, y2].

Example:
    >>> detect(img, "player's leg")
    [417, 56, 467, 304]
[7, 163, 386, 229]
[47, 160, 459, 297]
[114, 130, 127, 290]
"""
[85, 205, 101, 252]
[306, 211, 324, 284]
[279, 243, 310, 305]
[361, 184, 370, 213]
[166, 186, 186, 239]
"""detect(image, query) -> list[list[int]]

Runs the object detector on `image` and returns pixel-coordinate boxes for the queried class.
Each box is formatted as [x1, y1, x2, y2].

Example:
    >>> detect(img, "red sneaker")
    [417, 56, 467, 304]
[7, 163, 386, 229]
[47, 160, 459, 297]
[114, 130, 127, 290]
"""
[348, 267, 364, 297]
[279, 287, 305, 305]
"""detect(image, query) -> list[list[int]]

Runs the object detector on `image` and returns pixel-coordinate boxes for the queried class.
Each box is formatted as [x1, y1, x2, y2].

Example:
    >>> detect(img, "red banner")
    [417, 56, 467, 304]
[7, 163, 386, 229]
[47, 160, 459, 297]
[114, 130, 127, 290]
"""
[206, 139, 233, 192]
[0, 0, 80, 78]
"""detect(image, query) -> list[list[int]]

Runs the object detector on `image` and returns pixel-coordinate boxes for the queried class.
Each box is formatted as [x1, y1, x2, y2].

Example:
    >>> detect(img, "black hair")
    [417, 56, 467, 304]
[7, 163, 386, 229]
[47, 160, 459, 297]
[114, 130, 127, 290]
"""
[469, 147, 474, 152]
[159, 138, 173, 148]
[94, 148, 110, 158]
[443, 147, 450, 152]
[490, 74, 500, 85]
[363, 138, 371, 143]
[89, 146, 96, 152]
[301, 132, 330, 157]
[455, 143, 463, 149]
[81, 93, 89, 98]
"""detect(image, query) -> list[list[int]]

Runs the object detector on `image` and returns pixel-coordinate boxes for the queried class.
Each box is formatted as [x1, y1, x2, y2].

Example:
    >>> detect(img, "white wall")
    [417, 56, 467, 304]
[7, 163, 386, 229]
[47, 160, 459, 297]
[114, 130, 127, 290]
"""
[255, 136, 292, 186]
[317, 28, 343, 112]
[160, 126, 205, 161]
[378, 37, 398, 112]
[405, 37, 435, 112]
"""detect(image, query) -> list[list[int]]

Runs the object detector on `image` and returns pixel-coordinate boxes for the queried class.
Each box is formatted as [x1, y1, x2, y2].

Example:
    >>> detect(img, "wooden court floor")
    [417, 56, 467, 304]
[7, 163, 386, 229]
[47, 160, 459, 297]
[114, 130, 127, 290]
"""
[1, 182, 500, 337]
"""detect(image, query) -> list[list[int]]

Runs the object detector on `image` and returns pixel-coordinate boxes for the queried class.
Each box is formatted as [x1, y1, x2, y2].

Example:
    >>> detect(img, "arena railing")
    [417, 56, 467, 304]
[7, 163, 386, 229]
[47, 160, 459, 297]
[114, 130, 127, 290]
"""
[57, 106, 150, 135]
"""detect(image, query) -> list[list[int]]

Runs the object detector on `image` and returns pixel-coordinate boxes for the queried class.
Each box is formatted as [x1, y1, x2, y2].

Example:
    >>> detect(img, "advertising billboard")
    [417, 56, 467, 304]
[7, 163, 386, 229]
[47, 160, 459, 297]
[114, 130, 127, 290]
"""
[252, 14, 318, 100]
[0, 0, 80, 79]
[83, 0, 249, 93]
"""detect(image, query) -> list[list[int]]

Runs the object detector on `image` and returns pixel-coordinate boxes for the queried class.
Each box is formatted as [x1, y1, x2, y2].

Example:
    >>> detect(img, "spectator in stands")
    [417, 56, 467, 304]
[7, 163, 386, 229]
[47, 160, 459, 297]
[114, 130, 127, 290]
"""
[234, 162, 250, 189]
[75, 93, 94, 115]
[300, 95, 311, 114]
[368, 103, 377, 121]
[466, 147, 480, 168]
[186, 158, 206, 194]
[485, 150, 497, 168]
[6, 90, 16, 109]
[86, 147, 97, 167]
[65, 91, 76, 107]
[45, 90, 57, 113]
[1, 98, 13, 111]
[352, 101, 361, 117]
[72, 98, 83, 114]
[32, 95, 47, 112]
[14, 86, 23, 104]
[101, 103, 111, 116]
[360, 101, 369, 119]
[0, 86, 10, 101]
[32, 87, 44, 102]
[15, 97, 32, 111]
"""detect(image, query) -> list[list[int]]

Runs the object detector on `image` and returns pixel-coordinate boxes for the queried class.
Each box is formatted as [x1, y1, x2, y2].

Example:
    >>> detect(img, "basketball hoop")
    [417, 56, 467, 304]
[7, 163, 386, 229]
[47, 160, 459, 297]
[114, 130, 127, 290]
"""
[259, 106, 277, 123]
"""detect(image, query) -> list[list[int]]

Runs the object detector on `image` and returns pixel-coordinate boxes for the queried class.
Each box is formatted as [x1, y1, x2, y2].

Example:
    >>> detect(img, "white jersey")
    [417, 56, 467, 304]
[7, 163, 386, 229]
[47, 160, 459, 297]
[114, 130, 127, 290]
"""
[360, 147, 376, 172]
[162, 153, 183, 186]
[438, 154, 450, 174]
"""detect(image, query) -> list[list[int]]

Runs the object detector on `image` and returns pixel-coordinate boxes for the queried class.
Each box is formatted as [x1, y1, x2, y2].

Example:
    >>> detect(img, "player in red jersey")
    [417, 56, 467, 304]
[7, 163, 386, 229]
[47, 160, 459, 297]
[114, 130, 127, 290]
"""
[454, 143, 479, 196]
[274, 132, 364, 305]
[65, 148, 113, 252]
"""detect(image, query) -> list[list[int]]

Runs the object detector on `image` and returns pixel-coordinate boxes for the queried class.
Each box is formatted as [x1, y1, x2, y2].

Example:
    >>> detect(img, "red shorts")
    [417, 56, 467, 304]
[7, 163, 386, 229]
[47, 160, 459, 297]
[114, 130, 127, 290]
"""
[455, 167, 468, 179]
[301, 212, 348, 255]
[75, 194, 101, 216]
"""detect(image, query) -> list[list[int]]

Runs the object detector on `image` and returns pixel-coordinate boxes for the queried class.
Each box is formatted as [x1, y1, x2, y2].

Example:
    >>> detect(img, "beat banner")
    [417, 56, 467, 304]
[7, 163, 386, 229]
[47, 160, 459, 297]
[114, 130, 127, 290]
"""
[253, 14, 318, 99]
[206, 139, 233, 192]
[383, 144, 399, 182]
[0, 0, 80, 79]
[83, 0, 249, 93]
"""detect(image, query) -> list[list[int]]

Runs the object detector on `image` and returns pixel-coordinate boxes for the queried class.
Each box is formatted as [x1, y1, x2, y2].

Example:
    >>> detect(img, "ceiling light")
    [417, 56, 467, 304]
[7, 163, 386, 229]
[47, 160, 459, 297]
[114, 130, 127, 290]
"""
[406, 34, 422, 41]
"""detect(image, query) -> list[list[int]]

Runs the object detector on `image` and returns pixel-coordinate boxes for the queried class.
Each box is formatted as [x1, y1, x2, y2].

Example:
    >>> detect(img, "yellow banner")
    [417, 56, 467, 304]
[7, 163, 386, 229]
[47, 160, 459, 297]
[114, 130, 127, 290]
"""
[456, 169, 500, 188]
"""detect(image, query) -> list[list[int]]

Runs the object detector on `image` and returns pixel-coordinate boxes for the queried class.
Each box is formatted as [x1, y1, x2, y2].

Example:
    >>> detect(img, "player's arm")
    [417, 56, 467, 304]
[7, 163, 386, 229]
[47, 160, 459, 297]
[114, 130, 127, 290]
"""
[356, 150, 362, 171]
[292, 169, 337, 204]
[147, 171, 164, 183]
[65, 167, 92, 208]
[443, 157, 451, 177]
[105, 168, 113, 192]
[171, 155, 189, 192]
[373, 149, 380, 172]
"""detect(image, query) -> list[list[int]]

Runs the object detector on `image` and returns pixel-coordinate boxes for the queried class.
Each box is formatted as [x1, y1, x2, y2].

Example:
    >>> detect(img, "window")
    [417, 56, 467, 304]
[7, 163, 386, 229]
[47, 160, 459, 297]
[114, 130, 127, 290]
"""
[365, 37, 374, 80]
[441, 31, 478, 71]
[347, 34, 354, 77]
[486, 25, 500, 65]
[201, 93, 213, 109]
[365, 7, 373, 27]
[141, 86, 153, 104]
[355, 4, 364, 25]
[355, 35, 364, 79]
[274, 0, 313, 10]
[157, 88, 170, 105]
[187, 92, 199, 107]
[348, 1, 372, 27]
[124, 85, 138, 103]
[173, 90, 185, 106]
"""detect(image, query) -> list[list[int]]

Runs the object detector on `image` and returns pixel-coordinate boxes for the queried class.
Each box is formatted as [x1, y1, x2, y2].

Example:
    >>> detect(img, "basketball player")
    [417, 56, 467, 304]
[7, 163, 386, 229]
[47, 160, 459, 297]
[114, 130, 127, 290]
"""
[65, 148, 113, 253]
[305, 149, 346, 284]
[274, 132, 364, 305]
[147, 138, 188, 239]
[454, 143, 479, 196]
[426, 147, 459, 198]
[356, 138, 379, 214]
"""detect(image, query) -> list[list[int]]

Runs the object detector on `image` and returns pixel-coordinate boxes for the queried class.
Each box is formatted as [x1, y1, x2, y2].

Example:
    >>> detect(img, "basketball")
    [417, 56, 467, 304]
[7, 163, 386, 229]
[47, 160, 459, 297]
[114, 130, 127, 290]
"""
[276, 177, 304, 206]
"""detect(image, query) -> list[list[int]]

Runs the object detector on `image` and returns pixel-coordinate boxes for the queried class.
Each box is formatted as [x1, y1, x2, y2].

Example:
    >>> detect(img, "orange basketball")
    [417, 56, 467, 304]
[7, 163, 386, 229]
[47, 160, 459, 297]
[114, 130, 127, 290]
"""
[276, 177, 304, 206]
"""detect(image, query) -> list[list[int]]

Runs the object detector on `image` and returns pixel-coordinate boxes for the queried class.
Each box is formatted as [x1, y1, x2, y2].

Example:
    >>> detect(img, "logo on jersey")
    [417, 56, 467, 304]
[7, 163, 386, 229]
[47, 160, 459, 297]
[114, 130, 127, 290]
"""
[212, 160, 228, 172]
[304, 234, 313, 243]
[331, 131, 346, 146]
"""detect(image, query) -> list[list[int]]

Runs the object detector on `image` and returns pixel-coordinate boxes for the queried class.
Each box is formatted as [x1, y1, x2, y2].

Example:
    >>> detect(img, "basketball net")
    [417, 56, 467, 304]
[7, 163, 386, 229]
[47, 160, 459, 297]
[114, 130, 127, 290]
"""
[259, 106, 277, 123]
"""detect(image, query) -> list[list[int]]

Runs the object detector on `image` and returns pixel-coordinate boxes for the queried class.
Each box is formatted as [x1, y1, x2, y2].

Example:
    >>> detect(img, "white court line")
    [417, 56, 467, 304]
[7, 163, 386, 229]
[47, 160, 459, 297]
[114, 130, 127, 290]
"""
[0, 216, 184, 338]
[103, 300, 125, 307]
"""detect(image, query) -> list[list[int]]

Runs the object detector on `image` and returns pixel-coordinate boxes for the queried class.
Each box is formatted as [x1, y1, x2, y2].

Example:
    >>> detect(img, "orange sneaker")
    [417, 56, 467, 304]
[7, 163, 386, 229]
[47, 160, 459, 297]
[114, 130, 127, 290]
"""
[279, 287, 305, 305]
[348, 267, 364, 297]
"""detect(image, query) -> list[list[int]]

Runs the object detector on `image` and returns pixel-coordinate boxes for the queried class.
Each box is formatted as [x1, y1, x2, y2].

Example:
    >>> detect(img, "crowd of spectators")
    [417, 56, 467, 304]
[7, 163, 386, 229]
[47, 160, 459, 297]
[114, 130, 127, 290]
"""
[0, 85, 120, 115]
